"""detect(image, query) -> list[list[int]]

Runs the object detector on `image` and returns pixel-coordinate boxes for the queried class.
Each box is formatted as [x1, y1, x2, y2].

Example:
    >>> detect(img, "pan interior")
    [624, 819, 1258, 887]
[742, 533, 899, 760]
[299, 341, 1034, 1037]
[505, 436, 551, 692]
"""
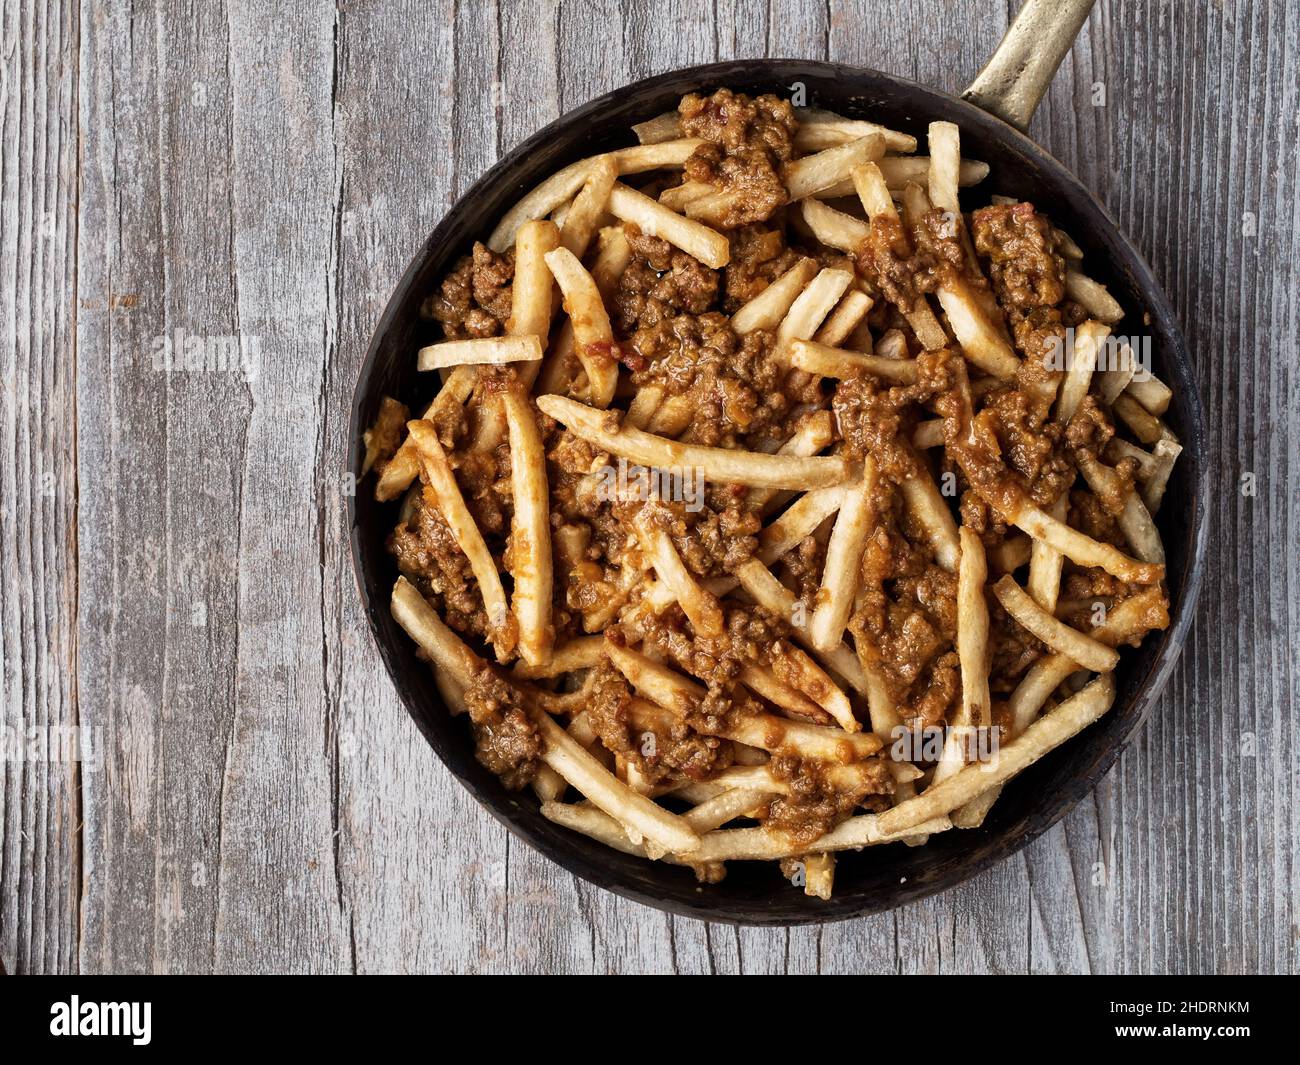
[348, 60, 1205, 925]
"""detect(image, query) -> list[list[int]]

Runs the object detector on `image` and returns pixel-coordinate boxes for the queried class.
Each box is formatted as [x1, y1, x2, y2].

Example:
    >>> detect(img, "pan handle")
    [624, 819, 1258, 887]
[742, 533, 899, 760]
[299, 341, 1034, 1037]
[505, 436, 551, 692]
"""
[962, 0, 1096, 131]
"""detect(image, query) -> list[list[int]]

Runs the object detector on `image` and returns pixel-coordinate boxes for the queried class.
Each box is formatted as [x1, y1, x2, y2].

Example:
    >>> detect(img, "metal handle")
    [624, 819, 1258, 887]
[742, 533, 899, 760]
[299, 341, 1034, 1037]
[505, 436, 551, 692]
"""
[962, 0, 1097, 131]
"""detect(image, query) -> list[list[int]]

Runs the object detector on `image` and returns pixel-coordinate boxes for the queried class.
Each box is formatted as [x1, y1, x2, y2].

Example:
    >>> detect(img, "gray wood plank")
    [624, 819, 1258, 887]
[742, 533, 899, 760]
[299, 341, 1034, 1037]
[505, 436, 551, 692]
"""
[1, 0, 1295, 975]
[0, 0, 81, 976]
[71, 0, 353, 974]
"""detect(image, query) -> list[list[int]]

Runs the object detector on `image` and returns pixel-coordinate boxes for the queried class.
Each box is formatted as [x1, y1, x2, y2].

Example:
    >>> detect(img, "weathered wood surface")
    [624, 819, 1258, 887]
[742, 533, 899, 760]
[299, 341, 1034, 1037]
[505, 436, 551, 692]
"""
[0, 0, 1295, 974]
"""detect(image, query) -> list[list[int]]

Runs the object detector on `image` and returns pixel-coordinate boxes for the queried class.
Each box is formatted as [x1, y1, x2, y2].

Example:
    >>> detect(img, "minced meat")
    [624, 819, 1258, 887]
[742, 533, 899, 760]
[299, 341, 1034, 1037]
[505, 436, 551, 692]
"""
[462, 672, 541, 790]
[679, 89, 797, 228]
[423, 242, 514, 339]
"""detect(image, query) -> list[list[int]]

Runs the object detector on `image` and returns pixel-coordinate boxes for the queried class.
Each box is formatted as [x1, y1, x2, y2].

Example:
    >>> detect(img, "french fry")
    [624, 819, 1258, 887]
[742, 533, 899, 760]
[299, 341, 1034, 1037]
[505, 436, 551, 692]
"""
[733, 556, 865, 713]
[682, 788, 774, 832]
[1004, 497, 1164, 584]
[1142, 438, 1182, 513]
[606, 644, 879, 761]
[632, 111, 683, 145]
[510, 635, 604, 679]
[794, 107, 917, 153]
[816, 156, 990, 198]
[992, 574, 1120, 673]
[1064, 269, 1124, 323]
[634, 507, 724, 638]
[613, 139, 706, 173]
[720, 709, 880, 763]
[406, 421, 514, 658]
[900, 469, 961, 572]
[912, 419, 945, 449]
[851, 162, 948, 350]
[954, 589, 1166, 827]
[1075, 450, 1165, 565]
[645, 393, 693, 437]
[789, 338, 918, 383]
[624, 383, 665, 429]
[738, 663, 828, 722]
[803, 852, 835, 899]
[926, 121, 962, 213]
[769, 644, 859, 732]
[1054, 320, 1111, 422]
[748, 409, 835, 512]
[433, 669, 467, 717]
[1105, 436, 1159, 480]
[589, 225, 634, 301]
[417, 335, 543, 371]
[1026, 494, 1068, 612]
[784, 134, 885, 200]
[544, 246, 619, 408]
[1111, 393, 1168, 445]
[659, 180, 715, 211]
[560, 154, 618, 259]
[502, 391, 554, 666]
[391, 576, 483, 688]
[505, 219, 563, 395]
[809, 460, 875, 652]
[532, 763, 567, 803]
[488, 158, 595, 254]
[374, 369, 477, 501]
[878, 673, 1117, 835]
[1125, 373, 1173, 416]
[933, 527, 990, 785]
[731, 258, 818, 334]
[488, 140, 703, 252]
[535, 319, 578, 397]
[935, 277, 1020, 378]
[684, 810, 954, 861]
[776, 268, 855, 358]
[709, 762, 897, 796]
[813, 290, 873, 347]
[607, 182, 730, 268]
[508, 219, 561, 339]
[533, 711, 701, 854]
[875, 328, 910, 361]
[1096, 340, 1137, 404]
[756, 483, 846, 562]
[800, 197, 871, 253]
[537, 394, 850, 490]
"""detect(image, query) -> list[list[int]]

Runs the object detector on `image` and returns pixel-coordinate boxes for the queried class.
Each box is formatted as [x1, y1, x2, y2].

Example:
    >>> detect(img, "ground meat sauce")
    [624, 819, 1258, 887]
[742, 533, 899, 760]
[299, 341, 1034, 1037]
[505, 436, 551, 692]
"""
[765, 752, 891, 847]
[389, 490, 490, 640]
[723, 225, 803, 310]
[614, 227, 814, 450]
[970, 202, 1071, 377]
[856, 208, 972, 313]
[852, 490, 963, 732]
[679, 89, 797, 228]
[379, 87, 1173, 869]
[423, 242, 515, 339]
[462, 672, 541, 790]
[971, 202, 1065, 310]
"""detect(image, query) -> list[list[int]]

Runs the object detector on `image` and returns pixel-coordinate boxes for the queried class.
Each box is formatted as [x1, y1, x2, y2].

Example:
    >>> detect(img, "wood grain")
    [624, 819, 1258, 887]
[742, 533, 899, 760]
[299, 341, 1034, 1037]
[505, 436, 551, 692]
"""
[0, 0, 1295, 974]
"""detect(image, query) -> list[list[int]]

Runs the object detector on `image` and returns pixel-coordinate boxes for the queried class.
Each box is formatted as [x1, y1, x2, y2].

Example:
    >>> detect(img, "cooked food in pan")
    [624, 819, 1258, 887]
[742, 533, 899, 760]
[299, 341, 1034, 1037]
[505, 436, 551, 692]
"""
[364, 89, 1178, 899]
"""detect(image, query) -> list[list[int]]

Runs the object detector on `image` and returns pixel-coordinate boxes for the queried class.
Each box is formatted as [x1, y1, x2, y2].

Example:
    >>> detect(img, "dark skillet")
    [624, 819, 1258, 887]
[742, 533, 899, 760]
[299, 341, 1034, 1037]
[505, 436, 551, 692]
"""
[347, 0, 1208, 925]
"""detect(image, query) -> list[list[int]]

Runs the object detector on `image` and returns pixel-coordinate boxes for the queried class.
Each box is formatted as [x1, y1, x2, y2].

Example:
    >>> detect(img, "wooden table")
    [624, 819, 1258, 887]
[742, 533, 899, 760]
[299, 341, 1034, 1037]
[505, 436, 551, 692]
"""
[1, 0, 1295, 974]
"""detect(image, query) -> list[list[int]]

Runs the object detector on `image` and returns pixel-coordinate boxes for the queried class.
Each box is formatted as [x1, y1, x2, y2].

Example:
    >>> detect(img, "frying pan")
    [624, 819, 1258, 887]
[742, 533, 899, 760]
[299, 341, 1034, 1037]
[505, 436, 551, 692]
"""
[347, 0, 1207, 925]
